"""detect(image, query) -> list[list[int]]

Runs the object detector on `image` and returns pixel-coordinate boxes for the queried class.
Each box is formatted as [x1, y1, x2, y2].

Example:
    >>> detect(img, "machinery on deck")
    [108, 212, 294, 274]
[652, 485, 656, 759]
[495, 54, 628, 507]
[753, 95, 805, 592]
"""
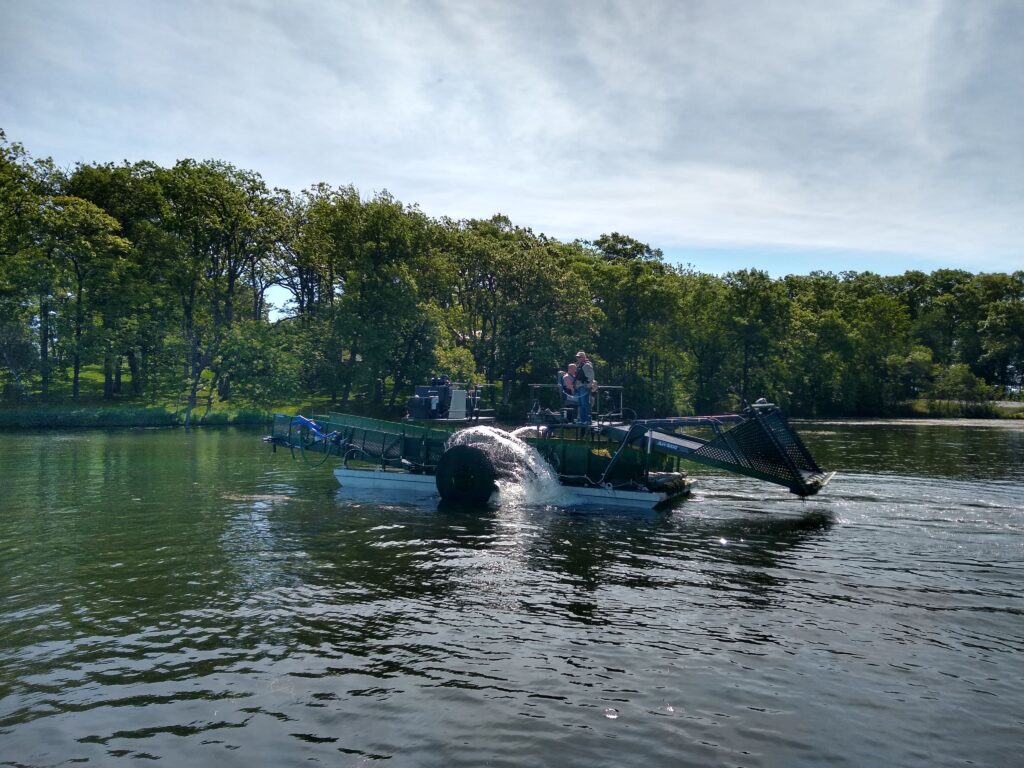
[404, 377, 496, 422]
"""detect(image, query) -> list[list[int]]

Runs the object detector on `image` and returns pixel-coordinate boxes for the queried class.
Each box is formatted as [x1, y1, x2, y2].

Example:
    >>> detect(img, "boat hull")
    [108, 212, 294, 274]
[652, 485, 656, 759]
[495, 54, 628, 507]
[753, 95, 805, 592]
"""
[332, 467, 692, 510]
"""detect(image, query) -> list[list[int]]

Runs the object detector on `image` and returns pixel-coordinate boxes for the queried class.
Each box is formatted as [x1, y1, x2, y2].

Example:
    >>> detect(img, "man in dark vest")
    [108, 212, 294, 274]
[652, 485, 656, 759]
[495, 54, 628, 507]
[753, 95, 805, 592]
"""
[574, 351, 596, 424]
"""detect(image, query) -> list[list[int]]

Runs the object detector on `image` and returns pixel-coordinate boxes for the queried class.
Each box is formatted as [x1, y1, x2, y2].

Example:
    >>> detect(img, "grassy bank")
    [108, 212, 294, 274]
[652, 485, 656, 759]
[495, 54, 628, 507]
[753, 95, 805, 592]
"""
[0, 393, 408, 429]
[0, 404, 277, 429]
[904, 399, 1024, 419]
[4, 376, 1019, 430]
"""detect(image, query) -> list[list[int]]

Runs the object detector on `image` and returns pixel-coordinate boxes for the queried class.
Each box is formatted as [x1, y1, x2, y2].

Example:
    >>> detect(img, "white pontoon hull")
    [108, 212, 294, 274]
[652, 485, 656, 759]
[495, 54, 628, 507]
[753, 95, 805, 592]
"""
[332, 467, 692, 510]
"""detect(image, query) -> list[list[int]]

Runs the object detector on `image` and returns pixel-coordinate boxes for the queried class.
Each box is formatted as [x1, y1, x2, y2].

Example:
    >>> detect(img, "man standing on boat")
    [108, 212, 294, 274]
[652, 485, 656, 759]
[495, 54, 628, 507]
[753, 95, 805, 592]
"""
[561, 365, 577, 397]
[574, 351, 596, 424]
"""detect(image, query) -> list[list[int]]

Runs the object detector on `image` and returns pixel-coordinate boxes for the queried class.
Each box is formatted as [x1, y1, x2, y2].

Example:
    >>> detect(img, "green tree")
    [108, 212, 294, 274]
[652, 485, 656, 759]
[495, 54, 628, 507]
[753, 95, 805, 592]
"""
[979, 285, 1024, 391]
[446, 217, 593, 406]
[723, 269, 790, 405]
[277, 184, 363, 399]
[901, 269, 974, 366]
[780, 272, 853, 415]
[159, 160, 282, 422]
[217, 319, 303, 406]
[848, 292, 913, 412]
[674, 271, 732, 412]
[328, 193, 429, 405]
[0, 131, 41, 398]
[589, 234, 681, 414]
[39, 196, 130, 399]
[66, 161, 176, 398]
[927, 363, 995, 407]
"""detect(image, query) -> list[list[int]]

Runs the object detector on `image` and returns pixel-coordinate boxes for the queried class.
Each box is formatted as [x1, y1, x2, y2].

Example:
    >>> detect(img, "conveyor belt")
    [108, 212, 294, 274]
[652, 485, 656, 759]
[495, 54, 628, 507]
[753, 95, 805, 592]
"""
[603, 408, 832, 497]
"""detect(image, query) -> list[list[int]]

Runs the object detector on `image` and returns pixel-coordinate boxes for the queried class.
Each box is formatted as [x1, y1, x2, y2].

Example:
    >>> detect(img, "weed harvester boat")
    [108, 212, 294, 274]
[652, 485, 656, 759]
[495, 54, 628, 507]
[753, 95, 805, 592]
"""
[266, 385, 833, 510]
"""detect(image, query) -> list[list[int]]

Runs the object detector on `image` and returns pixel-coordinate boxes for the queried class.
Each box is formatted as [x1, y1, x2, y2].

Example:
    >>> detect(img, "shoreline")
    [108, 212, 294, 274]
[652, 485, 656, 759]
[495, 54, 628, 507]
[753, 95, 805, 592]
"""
[795, 417, 1024, 428]
[1, 402, 1020, 430]
[0, 405, 273, 430]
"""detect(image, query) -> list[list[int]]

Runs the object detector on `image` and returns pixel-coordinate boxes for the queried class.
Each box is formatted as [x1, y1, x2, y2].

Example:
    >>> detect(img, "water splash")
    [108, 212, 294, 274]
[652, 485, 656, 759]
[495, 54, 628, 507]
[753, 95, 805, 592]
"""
[509, 425, 548, 440]
[448, 425, 571, 506]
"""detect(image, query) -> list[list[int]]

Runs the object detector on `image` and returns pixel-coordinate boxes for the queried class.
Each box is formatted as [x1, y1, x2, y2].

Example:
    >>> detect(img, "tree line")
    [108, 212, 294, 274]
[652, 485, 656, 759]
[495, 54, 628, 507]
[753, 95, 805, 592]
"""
[2, 130, 1022, 421]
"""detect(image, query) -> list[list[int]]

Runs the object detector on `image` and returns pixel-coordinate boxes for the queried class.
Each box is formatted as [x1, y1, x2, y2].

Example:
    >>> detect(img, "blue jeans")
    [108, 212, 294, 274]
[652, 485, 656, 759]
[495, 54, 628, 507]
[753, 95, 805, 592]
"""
[577, 387, 591, 423]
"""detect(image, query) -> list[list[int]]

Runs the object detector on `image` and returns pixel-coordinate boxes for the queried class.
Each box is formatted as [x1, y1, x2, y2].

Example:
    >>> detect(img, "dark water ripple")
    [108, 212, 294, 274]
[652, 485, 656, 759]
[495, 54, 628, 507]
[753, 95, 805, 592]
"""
[1, 424, 1022, 767]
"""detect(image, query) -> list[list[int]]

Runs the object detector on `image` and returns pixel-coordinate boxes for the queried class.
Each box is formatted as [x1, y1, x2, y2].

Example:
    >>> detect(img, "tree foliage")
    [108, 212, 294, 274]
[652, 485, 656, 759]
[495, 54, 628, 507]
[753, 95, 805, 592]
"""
[1, 130, 1020, 416]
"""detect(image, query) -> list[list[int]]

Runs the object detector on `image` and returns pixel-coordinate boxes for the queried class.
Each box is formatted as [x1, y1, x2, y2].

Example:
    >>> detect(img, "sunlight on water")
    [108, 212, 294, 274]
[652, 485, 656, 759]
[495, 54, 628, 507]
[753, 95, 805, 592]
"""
[449, 425, 573, 506]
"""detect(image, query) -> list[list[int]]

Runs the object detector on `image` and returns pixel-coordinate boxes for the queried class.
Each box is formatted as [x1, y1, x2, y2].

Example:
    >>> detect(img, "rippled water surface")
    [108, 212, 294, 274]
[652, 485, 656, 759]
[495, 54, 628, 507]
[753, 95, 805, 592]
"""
[1, 422, 1022, 767]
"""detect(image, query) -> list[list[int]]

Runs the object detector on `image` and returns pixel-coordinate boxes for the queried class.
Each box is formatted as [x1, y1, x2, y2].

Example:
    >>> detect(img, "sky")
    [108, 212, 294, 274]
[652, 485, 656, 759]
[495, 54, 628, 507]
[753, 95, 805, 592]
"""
[2, 0, 1023, 277]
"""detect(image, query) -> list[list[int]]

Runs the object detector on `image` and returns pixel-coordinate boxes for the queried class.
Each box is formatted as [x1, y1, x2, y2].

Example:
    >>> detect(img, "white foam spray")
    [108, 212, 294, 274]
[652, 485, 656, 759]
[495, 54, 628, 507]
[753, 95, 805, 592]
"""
[448, 425, 571, 506]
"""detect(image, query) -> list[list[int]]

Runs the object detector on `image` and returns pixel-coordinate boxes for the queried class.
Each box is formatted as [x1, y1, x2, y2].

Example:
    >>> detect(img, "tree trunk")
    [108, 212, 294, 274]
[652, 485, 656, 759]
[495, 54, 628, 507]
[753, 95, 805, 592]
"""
[1, 348, 25, 399]
[39, 295, 50, 402]
[388, 329, 422, 406]
[251, 256, 263, 319]
[103, 347, 115, 400]
[183, 333, 201, 429]
[184, 378, 199, 428]
[72, 352, 81, 400]
[72, 289, 83, 400]
[217, 372, 230, 401]
[741, 343, 751, 404]
[339, 347, 358, 407]
[127, 350, 142, 396]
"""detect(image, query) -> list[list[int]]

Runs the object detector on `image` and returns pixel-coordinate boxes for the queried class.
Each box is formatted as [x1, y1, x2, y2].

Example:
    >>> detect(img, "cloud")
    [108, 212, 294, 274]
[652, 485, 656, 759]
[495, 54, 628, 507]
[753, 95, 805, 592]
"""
[2, 0, 1021, 272]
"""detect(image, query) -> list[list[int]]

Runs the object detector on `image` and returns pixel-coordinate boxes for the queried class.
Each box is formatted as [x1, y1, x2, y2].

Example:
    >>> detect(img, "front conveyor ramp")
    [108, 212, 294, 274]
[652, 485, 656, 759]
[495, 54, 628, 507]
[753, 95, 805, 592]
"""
[605, 406, 833, 497]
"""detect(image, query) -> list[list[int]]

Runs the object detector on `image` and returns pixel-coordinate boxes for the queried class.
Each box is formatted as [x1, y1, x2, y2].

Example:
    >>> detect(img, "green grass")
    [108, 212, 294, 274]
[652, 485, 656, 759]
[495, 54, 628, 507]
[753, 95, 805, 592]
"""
[0, 362, 296, 428]
[903, 399, 1021, 419]
[0, 405, 179, 429]
[7, 368, 1022, 429]
[0, 403, 290, 429]
[0, 363, 374, 429]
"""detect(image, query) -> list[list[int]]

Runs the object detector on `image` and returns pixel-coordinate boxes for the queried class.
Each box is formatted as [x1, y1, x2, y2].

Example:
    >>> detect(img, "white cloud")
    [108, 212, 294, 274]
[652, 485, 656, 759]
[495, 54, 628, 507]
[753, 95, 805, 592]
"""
[1, 0, 1021, 272]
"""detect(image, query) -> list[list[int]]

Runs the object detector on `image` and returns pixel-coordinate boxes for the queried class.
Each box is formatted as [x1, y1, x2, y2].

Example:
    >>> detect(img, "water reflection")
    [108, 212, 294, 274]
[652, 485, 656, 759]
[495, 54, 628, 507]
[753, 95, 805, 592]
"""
[522, 508, 836, 620]
[267, 494, 838, 638]
[1, 424, 1021, 768]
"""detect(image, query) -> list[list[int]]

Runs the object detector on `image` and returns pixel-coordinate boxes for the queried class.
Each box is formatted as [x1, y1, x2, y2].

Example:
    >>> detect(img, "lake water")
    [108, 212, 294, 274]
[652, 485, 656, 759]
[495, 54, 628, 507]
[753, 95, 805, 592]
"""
[1, 421, 1022, 767]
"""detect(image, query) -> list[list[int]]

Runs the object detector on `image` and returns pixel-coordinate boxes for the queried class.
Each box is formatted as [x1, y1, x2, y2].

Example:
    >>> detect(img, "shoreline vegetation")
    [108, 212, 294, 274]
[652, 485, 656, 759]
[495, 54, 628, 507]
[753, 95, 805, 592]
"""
[0, 404, 265, 429]
[1, 397, 1021, 430]
[3, 129, 1023, 424]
